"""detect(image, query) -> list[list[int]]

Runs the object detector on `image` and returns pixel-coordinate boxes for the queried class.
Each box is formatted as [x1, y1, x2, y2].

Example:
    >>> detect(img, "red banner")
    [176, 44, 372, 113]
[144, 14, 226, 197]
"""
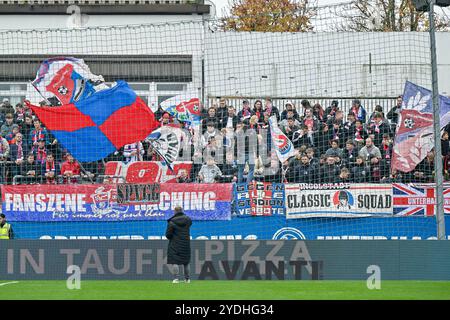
[104, 161, 193, 183]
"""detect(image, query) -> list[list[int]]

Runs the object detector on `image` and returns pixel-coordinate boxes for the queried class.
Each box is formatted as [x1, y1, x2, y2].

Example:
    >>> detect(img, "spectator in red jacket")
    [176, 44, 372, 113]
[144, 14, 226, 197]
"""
[60, 153, 81, 184]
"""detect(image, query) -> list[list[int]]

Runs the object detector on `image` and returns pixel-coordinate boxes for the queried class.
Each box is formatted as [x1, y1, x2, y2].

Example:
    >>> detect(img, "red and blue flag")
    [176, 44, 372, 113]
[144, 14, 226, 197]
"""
[27, 81, 158, 162]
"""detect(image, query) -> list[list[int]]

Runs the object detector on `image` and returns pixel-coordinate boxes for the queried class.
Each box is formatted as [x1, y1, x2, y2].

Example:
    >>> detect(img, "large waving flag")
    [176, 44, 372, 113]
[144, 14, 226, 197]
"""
[269, 115, 296, 163]
[27, 81, 158, 162]
[160, 94, 202, 126]
[392, 81, 450, 173]
[29, 57, 107, 106]
[146, 126, 183, 171]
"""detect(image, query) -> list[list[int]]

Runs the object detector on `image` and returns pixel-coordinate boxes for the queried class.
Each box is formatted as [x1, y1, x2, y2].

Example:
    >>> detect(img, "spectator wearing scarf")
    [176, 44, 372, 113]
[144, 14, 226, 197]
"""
[237, 100, 253, 122]
[44, 153, 58, 184]
[350, 99, 367, 123]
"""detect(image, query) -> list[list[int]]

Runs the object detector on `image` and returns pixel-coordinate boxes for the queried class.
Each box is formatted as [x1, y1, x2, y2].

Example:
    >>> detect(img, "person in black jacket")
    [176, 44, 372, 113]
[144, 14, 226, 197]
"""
[386, 95, 403, 127]
[320, 156, 340, 183]
[292, 154, 315, 183]
[166, 206, 193, 283]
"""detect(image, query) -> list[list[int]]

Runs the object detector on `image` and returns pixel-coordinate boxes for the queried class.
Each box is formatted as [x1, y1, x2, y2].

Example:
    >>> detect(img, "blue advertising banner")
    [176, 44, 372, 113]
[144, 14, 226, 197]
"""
[11, 216, 450, 240]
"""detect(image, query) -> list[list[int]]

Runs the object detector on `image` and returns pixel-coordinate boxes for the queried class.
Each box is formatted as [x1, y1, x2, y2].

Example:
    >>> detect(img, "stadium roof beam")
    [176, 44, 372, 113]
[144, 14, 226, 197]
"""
[0, 0, 210, 15]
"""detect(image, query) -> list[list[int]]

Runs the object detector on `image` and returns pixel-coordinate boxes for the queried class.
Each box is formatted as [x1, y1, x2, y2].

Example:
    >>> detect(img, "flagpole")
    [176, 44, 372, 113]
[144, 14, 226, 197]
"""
[429, 0, 446, 240]
[30, 81, 52, 106]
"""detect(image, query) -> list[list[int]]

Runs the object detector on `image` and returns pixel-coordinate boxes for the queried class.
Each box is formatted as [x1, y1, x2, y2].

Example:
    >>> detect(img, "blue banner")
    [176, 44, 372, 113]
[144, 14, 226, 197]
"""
[1, 183, 232, 222]
[11, 216, 450, 240]
[234, 182, 285, 216]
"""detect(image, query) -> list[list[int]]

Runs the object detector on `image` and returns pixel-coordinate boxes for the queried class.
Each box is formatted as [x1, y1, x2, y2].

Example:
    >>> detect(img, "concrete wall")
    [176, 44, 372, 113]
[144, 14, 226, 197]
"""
[0, 16, 448, 99]
[206, 31, 450, 98]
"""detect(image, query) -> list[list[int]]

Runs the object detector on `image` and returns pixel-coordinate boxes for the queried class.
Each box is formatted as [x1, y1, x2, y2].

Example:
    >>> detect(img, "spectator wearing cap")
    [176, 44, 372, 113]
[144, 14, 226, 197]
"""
[350, 99, 367, 123]
[0, 113, 15, 137]
[60, 153, 81, 184]
[281, 102, 300, 121]
[30, 119, 48, 150]
[263, 98, 280, 121]
[237, 100, 254, 122]
[325, 100, 339, 121]
[201, 107, 218, 133]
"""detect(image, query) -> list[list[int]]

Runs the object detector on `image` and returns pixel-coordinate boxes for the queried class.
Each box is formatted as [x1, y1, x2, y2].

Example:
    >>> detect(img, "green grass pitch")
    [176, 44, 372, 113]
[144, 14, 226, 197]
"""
[0, 280, 450, 300]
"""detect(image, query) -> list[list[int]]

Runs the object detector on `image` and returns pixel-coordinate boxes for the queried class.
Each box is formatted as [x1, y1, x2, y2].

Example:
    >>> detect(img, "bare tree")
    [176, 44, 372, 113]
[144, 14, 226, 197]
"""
[334, 0, 449, 32]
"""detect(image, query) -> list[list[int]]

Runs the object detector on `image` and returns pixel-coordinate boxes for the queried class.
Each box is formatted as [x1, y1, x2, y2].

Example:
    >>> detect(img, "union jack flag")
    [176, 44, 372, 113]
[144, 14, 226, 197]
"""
[393, 183, 450, 216]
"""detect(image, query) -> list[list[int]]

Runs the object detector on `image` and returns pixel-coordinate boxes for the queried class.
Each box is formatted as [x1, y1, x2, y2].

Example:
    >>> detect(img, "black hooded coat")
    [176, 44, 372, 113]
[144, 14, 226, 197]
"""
[165, 211, 193, 265]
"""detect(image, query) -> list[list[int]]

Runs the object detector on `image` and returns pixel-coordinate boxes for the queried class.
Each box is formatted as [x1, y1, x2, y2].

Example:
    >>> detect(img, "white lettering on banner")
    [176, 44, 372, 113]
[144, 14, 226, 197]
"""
[4, 193, 87, 213]
[158, 191, 216, 211]
[285, 184, 393, 219]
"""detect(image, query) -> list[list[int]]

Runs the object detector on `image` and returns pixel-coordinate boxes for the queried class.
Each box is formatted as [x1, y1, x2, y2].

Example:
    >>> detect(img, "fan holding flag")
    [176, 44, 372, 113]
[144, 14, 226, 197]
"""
[25, 57, 162, 172]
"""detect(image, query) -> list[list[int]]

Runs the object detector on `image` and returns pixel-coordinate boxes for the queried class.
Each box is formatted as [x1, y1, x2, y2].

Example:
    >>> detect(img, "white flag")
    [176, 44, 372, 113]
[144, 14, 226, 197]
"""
[269, 116, 296, 163]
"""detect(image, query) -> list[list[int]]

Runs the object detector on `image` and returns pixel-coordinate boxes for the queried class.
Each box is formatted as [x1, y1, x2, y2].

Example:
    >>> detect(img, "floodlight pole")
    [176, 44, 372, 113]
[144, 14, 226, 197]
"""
[429, 0, 446, 240]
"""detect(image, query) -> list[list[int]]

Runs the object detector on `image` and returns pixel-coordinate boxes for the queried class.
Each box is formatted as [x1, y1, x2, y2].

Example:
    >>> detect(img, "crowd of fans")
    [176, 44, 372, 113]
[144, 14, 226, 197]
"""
[0, 95, 446, 185]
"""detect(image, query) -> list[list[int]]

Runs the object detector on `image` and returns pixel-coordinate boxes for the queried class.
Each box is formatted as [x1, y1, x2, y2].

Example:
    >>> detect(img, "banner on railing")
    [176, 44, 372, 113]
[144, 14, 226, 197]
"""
[1, 183, 232, 222]
[104, 161, 193, 183]
[393, 183, 450, 216]
[285, 183, 393, 219]
[234, 182, 285, 216]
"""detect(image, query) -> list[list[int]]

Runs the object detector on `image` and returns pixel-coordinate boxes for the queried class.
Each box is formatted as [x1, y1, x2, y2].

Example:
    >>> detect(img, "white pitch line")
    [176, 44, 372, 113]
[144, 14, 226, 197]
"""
[0, 281, 19, 287]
